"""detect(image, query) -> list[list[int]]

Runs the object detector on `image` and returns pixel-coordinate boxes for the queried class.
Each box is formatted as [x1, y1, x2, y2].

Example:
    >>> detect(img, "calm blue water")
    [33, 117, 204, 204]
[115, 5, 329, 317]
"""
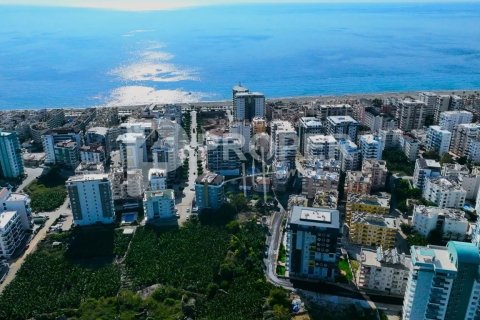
[0, 3, 480, 109]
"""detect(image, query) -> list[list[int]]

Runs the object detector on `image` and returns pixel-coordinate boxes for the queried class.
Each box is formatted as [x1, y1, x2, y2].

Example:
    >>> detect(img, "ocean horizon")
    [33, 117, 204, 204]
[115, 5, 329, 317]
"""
[1, 3, 480, 109]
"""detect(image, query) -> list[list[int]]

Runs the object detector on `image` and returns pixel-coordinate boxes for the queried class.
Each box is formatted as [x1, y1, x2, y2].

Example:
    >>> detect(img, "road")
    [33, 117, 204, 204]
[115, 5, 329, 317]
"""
[0, 198, 71, 293]
[176, 110, 199, 225]
[16, 167, 44, 192]
[265, 191, 293, 289]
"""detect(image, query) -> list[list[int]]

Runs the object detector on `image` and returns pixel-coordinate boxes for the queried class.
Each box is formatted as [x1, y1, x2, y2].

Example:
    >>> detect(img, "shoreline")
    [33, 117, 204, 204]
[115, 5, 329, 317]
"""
[2, 88, 479, 112]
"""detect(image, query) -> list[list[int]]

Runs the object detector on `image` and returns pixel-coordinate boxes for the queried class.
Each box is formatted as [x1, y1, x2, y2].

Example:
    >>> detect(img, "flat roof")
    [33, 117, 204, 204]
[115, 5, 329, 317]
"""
[290, 206, 340, 229]
[195, 172, 224, 185]
[327, 115, 357, 125]
[0, 211, 17, 229]
[67, 174, 110, 182]
[411, 245, 456, 272]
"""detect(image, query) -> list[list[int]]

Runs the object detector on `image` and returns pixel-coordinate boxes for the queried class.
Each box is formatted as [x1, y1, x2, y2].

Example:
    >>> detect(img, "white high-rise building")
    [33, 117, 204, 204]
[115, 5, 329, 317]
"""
[423, 176, 466, 209]
[206, 130, 243, 176]
[325, 116, 358, 141]
[338, 139, 361, 171]
[233, 92, 265, 121]
[418, 92, 438, 116]
[439, 110, 473, 132]
[143, 189, 175, 221]
[402, 242, 480, 320]
[66, 174, 115, 226]
[305, 135, 338, 162]
[271, 120, 297, 165]
[451, 123, 480, 157]
[0, 187, 32, 230]
[117, 133, 147, 170]
[298, 117, 323, 155]
[230, 120, 251, 153]
[413, 158, 441, 190]
[148, 168, 167, 191]
[358, 134, 384, 161]
[357, 247, 411, 296]
[0, 211, 27, 259]
[412, 205, 468, 240]
[152, 136, 179, 180]
[426, 125, 452, 156]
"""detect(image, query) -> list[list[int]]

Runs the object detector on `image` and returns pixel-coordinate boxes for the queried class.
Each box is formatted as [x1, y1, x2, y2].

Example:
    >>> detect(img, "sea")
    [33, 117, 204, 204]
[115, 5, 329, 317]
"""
[1, 3, 480, 109]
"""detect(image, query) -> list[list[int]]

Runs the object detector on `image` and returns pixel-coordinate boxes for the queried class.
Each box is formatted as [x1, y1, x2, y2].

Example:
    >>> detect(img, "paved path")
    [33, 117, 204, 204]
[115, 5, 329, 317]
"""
[16, 167, 44, 192]
[176, 110, 199, 225]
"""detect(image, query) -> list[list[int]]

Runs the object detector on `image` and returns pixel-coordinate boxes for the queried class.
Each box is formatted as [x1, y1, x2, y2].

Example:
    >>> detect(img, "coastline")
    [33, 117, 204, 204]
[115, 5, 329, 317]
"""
[2, 88, 479, 112]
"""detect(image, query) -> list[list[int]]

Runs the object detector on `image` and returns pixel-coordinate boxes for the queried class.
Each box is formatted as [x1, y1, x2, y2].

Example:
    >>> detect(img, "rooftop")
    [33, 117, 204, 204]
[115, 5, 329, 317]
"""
[67, 174, 110, 183]
[414, 205, 467, 222]
[87, 127, 108, 135]
[347, 193, 390, 208]
[327, 115, 358, 125]
[307, 134, 337, 144]
[417, 158, 441, 169]
[351, 212, 397, 228]
[290, 206, 340, 229]
[144, 189, 174, 200]
[362, 247, 410, 269]
[411, 245, 456, 272]
[55, 140, 77, 148]
[195, 172, 224, 185]
[117, 133, 145, 143]
[0, 211, 17, 229]
[80, 144, 104, 153]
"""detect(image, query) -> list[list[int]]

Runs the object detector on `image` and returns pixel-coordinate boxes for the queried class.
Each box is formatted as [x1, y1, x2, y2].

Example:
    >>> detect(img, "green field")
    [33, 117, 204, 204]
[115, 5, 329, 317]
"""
[0, 220, 288, 320]
[24, 167, 67, 212]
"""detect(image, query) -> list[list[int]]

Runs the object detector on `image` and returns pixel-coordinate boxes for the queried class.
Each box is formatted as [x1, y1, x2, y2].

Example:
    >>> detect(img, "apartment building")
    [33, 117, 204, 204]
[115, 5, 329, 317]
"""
[325, 116, 358, 141]
[344, 171, 372, 198]
[395, 98, 427, 131]
[346, 193, 391, 223]
[402, 242, 480, 320]
[195, 172, 225, 210]
[143, 189, 175, 221]
[359, 134, 384, 161]
[206, 130, 243, 176]
[305, 134, 338, 162]
[362, 159, 388, 190]
[357, 247, 410, 296]
[426, 125, 452, 156]
[287, 206, 340, 281]
[349, 212, 397, 248]
[338, 139, 361, 171]
[301, 169, 339, 199]
[439, 110, 473, 132]
[0, 131, 24, 179]
[66, 174, 115, 226]
[298, 117, 323, 155]
[413, 158, 441, 190]
[412, 205, 468, 241]
[423, 176, 467, 209]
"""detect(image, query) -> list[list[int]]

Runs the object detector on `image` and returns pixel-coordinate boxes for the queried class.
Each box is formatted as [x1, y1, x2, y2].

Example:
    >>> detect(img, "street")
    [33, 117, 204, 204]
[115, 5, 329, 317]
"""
[176, 110, 199, 225]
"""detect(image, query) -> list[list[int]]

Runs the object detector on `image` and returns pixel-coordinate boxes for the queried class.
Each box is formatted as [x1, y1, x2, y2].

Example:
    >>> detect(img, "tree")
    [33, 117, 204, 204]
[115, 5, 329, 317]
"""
[372, 98, 383, 108]
[407, 233, 428, 247]
[230, 193, 248, 213]
[440, 153, 455, 164]
[423, 150, 440, 161]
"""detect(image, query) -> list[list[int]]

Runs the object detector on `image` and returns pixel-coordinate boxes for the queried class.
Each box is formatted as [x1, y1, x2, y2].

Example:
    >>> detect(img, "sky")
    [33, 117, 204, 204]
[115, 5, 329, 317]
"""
[0, 0, 478, 11]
